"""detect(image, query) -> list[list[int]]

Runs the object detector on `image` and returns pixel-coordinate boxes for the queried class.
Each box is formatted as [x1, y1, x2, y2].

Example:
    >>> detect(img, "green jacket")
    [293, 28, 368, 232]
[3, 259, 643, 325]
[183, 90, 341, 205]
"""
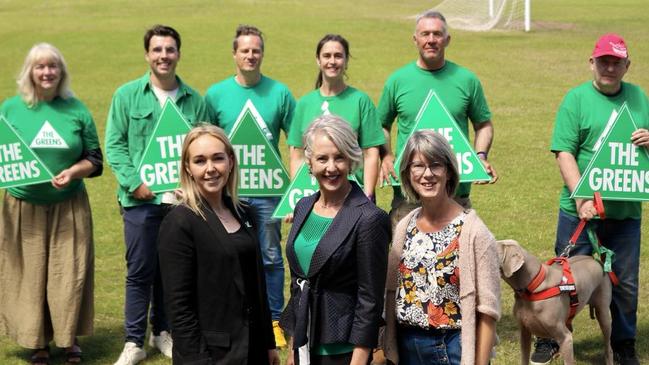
[105, 72, 210, 207]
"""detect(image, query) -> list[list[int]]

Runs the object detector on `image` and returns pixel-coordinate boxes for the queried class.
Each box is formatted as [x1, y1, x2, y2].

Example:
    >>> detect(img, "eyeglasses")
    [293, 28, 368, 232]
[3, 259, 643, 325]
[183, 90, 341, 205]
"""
[408, 161, 445, 177]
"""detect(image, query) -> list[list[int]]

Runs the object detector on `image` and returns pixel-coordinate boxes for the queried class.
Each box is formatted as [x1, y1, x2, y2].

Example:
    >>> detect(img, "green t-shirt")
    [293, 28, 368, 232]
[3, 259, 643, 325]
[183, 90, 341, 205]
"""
[551, 81, 649, 220]
[287, 87, 384, 148]
[105, 73, 210, 207]
[288, 87, 385, 184]
[204, 75, 295, 153]
[0, 95, 100, 205]
[377, 61, 491, 198]
[293, 210, 353, 355]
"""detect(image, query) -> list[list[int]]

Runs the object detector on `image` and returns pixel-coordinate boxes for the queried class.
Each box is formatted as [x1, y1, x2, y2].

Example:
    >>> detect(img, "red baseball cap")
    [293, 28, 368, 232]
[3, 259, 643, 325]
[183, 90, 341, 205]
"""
[592, 33, 628, 59]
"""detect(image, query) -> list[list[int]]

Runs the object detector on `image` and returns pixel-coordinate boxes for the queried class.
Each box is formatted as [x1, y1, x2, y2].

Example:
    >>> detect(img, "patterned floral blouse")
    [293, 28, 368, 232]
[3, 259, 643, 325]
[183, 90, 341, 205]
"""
[395, 210, 466, 330]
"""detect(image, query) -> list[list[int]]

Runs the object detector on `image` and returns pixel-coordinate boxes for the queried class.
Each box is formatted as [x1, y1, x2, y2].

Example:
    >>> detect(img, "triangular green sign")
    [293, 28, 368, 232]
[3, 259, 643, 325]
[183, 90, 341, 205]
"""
[137, 99, 192, 193]
[0, 116, 53, 188]
[391, 90, 491, 185]
[272, 163, 318, 218]
[229, 100, 289, 197]
[271, 162, 361, 219]
[572, 102, 649, 201]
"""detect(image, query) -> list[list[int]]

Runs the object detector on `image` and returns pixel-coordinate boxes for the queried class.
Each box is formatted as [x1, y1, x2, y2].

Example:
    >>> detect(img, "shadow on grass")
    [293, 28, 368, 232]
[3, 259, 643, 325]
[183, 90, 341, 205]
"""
[497, 311, 649, 364]
[3, 324, 170, 364]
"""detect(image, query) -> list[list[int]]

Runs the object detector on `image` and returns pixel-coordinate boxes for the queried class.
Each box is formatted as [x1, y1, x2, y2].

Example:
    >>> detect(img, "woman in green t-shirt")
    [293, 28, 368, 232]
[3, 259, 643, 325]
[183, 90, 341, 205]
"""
[0, 43, 103, 365]
[288, 35, 385, 201]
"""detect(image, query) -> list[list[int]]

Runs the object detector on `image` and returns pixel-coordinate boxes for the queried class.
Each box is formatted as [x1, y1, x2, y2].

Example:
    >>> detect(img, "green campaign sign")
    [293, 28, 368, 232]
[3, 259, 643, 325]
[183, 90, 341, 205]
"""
[572, 102, 649, 201]
[391, 90, 491, 185]
[272, 163, 318, 218]
[137, 99, 192, 193]
[272, 162, 360, 219]
[0, 116, 53, 188]
[229, 100, 289, 197]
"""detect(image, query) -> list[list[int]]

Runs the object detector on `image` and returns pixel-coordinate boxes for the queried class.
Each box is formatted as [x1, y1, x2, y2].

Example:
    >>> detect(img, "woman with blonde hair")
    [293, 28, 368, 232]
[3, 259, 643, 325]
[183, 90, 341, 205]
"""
[158, 124, 279, 365]
[383, 130, 500, 365]
[0, 43, 103, 365]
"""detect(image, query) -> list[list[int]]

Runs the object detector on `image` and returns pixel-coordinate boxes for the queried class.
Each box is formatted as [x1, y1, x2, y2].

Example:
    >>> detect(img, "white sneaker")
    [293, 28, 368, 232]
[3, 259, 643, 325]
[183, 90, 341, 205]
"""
[149, 330, 173, 358]
[114, 342, 146, 365]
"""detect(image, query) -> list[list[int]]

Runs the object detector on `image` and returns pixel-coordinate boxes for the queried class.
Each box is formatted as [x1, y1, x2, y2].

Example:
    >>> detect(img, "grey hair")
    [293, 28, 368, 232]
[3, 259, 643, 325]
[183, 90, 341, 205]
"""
[303, 114, 363, 172]
[415, 10, 448, 35]
[17, 43, 73, 107]
[399, 130, 459, 202]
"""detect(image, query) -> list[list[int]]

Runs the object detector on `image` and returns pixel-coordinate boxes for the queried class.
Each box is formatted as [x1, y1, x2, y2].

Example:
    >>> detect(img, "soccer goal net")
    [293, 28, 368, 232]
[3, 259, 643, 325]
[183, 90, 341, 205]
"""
[432, 0, 531, 32]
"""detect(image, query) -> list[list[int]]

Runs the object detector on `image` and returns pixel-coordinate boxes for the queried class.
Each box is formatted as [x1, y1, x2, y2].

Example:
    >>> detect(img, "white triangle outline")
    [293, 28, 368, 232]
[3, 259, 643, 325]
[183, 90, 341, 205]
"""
[571, 102, 649, 201]
[231, 99, 274, 141]
[271, 162, 362, 218]
[271, 162, 315, 218]
[0, 115, 54, 187]
[392, 89, 491, 185]
[30, 120, 69, 149]
[135, 99, 192, 192]
[228, 102, 289, 197]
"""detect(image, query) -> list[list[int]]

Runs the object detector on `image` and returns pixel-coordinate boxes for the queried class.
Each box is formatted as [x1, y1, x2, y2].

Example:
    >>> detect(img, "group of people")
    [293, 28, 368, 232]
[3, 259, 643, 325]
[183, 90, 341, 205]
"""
[0, 8, 646, 365]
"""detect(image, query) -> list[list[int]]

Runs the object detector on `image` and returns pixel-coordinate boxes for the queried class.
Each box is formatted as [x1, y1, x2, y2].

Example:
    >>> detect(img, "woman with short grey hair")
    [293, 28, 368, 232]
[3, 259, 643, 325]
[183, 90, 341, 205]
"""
[383, 130, 500, 365]
[281, 115, 390, 365]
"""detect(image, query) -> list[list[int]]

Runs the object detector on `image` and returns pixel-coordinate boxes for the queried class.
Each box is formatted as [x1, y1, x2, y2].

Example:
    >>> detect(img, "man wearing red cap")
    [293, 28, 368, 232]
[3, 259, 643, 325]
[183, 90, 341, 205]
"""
[531, 34, 649, 365]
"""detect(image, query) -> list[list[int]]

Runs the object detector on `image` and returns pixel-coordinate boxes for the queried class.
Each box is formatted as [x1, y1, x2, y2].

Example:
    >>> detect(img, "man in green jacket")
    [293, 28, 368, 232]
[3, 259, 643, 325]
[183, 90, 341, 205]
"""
[105, 24, 209, 365]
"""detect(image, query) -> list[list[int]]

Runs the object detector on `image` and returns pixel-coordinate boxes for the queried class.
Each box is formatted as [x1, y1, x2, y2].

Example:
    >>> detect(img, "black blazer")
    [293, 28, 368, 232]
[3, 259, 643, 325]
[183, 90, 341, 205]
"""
[280, 182, 391, 351]
[159, 198, 275, 365]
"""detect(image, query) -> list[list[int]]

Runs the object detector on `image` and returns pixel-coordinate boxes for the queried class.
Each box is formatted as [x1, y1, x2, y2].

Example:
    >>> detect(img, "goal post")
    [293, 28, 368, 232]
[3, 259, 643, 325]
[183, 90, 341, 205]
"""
[433, 0, 531, 32]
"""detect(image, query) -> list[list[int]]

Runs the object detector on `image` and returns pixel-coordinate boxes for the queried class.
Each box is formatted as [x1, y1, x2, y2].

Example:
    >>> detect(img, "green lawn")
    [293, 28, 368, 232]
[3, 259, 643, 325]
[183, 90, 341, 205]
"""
[1, 0, 648, 364]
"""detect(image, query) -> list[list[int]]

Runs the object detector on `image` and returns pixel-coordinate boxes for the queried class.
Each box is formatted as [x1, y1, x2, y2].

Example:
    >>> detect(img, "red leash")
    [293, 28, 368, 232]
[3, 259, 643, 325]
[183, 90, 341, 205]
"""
[564, 192, 618, 286]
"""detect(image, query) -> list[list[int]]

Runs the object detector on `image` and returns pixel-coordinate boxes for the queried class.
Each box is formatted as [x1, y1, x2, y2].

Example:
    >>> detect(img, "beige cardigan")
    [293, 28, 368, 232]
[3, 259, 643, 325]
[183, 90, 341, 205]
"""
[384, 208, 501, 365]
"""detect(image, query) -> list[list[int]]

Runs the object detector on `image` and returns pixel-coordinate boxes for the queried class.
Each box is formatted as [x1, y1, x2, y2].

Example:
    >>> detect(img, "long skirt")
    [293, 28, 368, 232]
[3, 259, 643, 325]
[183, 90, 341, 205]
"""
[0, 189, 94, 349]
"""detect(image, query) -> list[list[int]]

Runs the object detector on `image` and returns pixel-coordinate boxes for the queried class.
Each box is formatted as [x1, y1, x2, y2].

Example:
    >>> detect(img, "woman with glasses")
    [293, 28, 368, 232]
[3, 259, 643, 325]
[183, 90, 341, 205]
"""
[383, 130, 500, 365]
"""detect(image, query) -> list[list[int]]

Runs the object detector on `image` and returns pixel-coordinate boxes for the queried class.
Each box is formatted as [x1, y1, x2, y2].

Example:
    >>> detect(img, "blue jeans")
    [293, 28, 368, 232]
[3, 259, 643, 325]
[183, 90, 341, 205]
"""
[397, 327, 461, 365]
[121, 204, 170, 346]
[554, 209, 640, 343]
[241, 197, 284, 320]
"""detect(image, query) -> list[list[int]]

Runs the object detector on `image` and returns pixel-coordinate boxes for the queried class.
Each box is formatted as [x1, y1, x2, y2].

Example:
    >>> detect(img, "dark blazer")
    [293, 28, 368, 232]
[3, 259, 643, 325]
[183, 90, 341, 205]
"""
[280, 182, 391, 353]
[159, 197, 275, 365]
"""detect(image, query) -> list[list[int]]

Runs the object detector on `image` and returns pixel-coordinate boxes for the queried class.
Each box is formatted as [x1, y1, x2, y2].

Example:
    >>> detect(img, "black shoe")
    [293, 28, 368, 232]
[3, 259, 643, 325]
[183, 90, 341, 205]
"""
[530, 338, 560, 365]
[613, 339, 639, 365]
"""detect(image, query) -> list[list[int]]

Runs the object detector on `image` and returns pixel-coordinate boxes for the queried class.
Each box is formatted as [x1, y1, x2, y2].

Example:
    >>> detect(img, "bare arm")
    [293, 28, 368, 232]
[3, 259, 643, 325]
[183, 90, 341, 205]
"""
[349, 346, 371, 365]
[379, 127, 397, 186]
[473, 121, 498, 184]
[289, 146, 304, 179]
[475, 313, 497, 365]
[555, 151, 596, 220]
[51, 159, 98, 190]
[362, 147, 380, 197]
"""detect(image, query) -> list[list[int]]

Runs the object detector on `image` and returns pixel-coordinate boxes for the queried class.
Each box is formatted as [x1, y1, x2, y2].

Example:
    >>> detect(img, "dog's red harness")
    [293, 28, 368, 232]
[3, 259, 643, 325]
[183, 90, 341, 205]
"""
[517, 193, 616, 328]
[518, 257, 579, 326]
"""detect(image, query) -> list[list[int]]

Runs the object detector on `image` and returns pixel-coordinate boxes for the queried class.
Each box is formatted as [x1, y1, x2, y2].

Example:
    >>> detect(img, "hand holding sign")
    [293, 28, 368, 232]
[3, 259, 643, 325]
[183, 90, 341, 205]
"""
[572, 103, 649, 201]
[379, 153, 397, 187]
[631, 128, 649, 147]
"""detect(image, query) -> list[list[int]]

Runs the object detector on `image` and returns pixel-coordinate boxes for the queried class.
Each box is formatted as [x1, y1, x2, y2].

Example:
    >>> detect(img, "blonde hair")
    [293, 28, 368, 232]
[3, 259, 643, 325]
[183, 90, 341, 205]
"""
[17, 43, 73, 107]
[179, 124, 240, 220]
[303, 114, 363, 171]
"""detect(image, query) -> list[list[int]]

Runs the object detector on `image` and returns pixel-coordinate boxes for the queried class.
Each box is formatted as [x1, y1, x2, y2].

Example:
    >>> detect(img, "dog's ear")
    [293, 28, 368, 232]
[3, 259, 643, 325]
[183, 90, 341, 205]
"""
[497, 239, 525, 278]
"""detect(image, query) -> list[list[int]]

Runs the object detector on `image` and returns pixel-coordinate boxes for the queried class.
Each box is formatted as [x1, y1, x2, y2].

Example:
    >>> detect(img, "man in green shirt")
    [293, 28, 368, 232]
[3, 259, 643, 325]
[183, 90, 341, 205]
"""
[204, 24, 295, 348]
[533, 34, 649, 365]
[377, 10, 498, 226]
[105, 25, 209, 365]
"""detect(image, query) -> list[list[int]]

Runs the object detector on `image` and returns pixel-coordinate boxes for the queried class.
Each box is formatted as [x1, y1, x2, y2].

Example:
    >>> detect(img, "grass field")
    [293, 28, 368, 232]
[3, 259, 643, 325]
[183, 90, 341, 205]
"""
[1, 0, 648, 364]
